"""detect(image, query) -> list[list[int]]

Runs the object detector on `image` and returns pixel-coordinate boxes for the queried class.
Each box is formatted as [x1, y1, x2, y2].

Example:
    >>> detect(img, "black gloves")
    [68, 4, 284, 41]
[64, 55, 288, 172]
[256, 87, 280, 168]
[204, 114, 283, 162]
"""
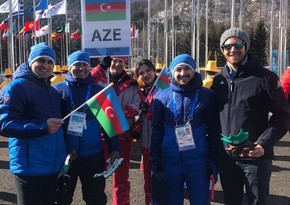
[100, 56, 113, 70]
[139, 101, 149, 114]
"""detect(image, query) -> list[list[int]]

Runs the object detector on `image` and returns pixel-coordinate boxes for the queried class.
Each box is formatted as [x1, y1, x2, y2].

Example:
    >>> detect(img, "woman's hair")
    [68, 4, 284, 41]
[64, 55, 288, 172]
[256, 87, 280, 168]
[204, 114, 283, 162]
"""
[135, 59, 156, 77]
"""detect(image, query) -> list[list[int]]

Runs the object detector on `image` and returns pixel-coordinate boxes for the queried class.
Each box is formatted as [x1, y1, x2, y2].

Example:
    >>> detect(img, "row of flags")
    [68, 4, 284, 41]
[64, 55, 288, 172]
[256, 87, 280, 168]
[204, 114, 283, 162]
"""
[0, 0, 70, 39]
[0, 0, 82, 41]
[0, 19, 82, 41]
[0, 0, 63, 15]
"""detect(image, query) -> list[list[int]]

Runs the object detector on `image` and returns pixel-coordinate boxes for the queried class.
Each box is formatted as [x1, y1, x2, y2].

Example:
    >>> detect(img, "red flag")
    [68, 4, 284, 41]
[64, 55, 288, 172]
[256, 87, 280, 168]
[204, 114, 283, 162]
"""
[131, 24, 136, 38]
[70, 29, 81, 39]
[24, 20, 40, 32]
[0, 18, 9, 31]
[50, 32, 62, 40]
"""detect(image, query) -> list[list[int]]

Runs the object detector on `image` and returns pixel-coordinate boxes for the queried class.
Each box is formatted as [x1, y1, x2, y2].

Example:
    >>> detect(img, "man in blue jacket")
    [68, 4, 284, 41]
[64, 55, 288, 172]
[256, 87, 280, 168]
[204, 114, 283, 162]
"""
[54, 50, 120, 205]
[150, 54, 220, 205]
[211, 27, 290, 205]
[0, 42, 67, 205]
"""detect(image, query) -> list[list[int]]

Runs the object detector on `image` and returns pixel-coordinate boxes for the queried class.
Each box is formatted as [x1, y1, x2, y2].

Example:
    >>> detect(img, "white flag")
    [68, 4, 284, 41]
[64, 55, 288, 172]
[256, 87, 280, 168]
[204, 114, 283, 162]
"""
[35, 24, 50, 37]
[46, 0, 66, 17]
[0, 0, 19, 13]
[35, 9, 48, 20]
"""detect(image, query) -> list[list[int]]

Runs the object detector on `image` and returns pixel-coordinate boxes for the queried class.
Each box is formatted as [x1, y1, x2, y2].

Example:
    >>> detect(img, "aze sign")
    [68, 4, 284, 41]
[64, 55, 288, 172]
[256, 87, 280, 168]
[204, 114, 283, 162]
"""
[81, 0, 131, 57]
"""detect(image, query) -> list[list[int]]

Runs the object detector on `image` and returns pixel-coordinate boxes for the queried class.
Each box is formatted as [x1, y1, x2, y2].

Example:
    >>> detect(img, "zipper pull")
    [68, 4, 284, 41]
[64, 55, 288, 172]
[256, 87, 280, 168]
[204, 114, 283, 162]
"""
[230, 81, 234, 92]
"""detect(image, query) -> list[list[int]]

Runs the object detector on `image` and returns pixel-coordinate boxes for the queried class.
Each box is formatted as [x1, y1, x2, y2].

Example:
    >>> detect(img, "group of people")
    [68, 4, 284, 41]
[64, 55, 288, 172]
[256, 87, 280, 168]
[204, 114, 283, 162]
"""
[0, 27, 289, 205]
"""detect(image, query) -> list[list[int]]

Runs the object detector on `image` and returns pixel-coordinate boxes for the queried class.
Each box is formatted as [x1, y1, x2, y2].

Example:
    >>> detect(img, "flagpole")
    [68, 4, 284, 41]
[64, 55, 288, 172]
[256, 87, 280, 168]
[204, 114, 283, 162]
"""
[0, 31, 2, 71]
[147, 0, 151, 59]
[143, 66, 166, 103]
[137, 67, 165, 116]
[164, 0, 168, 68]
[65, 0, 68, 65]
[33, 0, 36, 45]
[62, 83, 114, 121]
[8, 0, 15, 71]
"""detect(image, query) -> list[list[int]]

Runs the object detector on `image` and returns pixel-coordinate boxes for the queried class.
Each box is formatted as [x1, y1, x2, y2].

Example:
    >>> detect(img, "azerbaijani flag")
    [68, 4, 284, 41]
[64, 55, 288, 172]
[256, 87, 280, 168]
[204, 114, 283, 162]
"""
[85, 0, 126, 21]
[87, 83, 129, 138]
[155, 67, 170, 89]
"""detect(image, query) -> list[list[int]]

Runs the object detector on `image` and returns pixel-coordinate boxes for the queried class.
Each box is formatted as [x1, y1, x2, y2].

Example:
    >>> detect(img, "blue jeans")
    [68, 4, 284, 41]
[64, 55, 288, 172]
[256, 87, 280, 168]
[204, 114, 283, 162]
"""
[159, 162, 210, 205]
[219, 156, 272, 205]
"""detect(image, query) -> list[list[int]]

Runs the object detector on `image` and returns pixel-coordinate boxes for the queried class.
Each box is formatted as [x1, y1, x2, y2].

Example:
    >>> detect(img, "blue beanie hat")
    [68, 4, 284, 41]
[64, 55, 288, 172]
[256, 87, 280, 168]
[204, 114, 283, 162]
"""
[68, 50, 91, 70]
[28, 42, 56, 66]
[169, 54, 196, 74]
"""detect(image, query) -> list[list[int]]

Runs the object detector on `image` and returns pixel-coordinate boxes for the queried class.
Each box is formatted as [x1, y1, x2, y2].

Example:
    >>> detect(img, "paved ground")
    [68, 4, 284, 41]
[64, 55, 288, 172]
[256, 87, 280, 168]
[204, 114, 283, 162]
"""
[1, 134, 290, 205]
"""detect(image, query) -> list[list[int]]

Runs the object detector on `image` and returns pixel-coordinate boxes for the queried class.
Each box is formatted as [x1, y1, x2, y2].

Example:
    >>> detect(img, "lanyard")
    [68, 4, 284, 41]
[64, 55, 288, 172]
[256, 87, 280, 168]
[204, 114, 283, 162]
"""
[68, 83, 92, 111]
[115, 81, 124, 95]
[172, 89, 199, 126]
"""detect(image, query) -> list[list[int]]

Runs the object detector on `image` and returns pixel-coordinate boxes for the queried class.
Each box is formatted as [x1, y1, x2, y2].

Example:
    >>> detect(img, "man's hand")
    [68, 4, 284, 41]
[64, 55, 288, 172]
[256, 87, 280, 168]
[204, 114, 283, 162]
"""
[109, 151, 120, 165]
[47, 118, 64, 134]
[100, 56, 113, 70]
[248, 144, 265, 158]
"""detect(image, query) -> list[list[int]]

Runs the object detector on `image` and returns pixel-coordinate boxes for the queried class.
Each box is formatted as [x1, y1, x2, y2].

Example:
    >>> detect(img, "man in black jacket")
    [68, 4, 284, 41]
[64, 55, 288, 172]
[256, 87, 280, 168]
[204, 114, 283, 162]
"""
[211, 27, 290, 205]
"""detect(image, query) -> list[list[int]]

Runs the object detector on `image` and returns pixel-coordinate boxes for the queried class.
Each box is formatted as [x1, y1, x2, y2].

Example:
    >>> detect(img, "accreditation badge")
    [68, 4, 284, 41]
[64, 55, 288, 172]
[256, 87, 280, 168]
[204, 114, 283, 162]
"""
[67, 112, 87, 137]
[175, 124, 196, 151]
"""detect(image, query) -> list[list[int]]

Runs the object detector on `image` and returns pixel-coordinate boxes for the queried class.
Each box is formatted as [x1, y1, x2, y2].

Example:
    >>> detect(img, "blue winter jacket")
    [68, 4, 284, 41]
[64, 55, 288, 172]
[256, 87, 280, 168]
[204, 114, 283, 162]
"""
[53, 72, 120, 157]
[0, 62, 67, 176]
[151, 73, 220, 173]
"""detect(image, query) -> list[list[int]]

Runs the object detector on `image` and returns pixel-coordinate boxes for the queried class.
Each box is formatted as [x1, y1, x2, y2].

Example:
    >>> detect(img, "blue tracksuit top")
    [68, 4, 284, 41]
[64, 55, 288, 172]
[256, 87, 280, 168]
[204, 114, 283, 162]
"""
[151, 73, 220, 169]
[0, 62, 67, 176]
[53, 72, 120, 157]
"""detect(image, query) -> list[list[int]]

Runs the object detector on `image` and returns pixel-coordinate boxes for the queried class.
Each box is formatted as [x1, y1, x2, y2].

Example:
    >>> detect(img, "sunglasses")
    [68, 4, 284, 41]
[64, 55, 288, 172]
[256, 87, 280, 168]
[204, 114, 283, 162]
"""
[222, 42, 245, 50]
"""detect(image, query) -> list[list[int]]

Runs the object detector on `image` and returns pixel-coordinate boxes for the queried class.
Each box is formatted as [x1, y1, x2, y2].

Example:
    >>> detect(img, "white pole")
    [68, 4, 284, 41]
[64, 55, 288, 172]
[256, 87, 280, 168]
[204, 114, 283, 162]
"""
[9, 0, 15, 71]
[191, 0, 195, 59]
[65, 0, 69, 64]
[147, 0, 151, 59]
[239, 0, 243, 28]
[269, 0, 274, 69]
[33, 0, 36, 45]
[282, 0, 288, 72]
[205, 0, 208, 65]
[231, 0, 235, 28]
[164, 0, 168, 68]
[171, 0, 175, 60]
[196, 0, 200, 70]
[278, 0, 283, 77]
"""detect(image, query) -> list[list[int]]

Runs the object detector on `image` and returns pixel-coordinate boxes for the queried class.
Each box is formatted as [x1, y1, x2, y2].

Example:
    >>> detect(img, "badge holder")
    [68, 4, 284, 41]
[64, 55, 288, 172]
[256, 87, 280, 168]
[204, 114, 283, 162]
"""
[67, 112, 86, 137]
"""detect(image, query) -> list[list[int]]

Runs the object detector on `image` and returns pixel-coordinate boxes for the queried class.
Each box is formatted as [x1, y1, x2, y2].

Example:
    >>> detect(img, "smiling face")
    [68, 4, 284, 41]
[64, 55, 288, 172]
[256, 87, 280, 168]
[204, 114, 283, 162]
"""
[222, 37, 246, 71]
[70, 62, 90, 79]
[137, 64, 156, 86]
[110, 57, 125, 76]
[173, 65, 194, 85]
[30, 57, 54, 79]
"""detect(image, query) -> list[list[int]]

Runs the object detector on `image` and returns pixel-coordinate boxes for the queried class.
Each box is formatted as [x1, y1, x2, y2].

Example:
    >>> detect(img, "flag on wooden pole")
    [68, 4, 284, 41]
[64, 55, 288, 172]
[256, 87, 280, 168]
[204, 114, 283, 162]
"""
[86, 83, 129, 137]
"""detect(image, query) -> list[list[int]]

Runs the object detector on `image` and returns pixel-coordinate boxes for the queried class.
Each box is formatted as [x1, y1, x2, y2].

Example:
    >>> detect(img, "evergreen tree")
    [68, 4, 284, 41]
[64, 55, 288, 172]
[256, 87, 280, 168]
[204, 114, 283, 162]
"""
[253, 20, 268, 65]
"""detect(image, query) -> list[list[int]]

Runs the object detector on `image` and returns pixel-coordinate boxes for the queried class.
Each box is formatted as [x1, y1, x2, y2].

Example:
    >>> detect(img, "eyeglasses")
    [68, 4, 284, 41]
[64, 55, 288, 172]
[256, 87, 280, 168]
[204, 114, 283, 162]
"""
[222, 42, 245, 51]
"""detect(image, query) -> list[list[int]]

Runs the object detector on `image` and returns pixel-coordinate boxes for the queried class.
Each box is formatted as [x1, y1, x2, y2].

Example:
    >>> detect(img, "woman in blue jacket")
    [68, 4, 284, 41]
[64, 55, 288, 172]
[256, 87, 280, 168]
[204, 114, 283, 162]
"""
[151, 54, 220, 205]
[54, 50, 120, 205]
